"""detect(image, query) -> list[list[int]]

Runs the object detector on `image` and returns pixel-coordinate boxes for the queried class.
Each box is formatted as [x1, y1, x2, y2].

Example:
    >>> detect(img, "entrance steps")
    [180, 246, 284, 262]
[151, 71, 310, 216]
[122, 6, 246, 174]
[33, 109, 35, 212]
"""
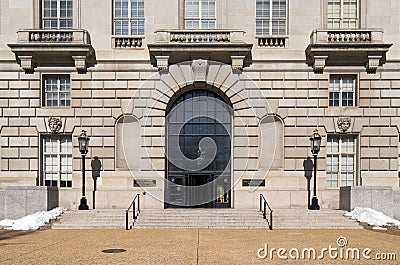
[272, 208, 362, 229]
[51, 209, 125, 229]
[134, 209, 268, 229]
[134, 208, 361, 229]
[51, 208, 362, 230]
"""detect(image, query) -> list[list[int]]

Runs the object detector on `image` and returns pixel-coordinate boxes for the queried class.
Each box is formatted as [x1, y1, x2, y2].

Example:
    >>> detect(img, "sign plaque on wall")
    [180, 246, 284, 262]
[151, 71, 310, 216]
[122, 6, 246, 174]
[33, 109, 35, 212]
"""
[134, 179, 157, 187]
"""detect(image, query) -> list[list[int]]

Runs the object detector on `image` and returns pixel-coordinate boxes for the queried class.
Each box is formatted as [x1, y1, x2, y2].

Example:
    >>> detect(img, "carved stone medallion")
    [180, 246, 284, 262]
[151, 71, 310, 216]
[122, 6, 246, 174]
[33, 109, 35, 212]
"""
[48, 117, 62, 134]
[337, 117, 351, 133]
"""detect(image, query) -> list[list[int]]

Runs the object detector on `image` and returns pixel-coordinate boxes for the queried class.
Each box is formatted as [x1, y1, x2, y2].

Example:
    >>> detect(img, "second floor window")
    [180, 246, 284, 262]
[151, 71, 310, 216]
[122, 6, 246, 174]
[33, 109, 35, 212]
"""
[113, 0, 145, 35]
[327, 0, 358, 29]
[42, 0, 73, 29]
[184, 0, 216, 29]
[256, 0, 287, 35]
[44, 76, 70, 107]
[329, 76, 355, 107]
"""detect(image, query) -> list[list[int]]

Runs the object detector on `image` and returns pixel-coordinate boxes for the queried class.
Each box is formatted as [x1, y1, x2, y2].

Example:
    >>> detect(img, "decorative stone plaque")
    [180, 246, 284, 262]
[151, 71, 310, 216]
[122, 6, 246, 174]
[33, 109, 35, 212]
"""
[134, 179, 157, 187]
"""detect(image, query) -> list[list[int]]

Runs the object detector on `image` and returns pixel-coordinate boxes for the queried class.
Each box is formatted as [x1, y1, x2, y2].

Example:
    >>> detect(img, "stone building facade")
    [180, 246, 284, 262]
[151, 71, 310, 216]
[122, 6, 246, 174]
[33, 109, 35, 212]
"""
[0, 0, 399, 210]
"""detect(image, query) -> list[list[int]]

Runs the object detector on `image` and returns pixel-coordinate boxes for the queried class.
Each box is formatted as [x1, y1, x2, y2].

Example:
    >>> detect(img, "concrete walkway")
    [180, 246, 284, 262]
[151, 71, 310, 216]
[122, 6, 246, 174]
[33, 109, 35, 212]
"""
[0, 229, 398, 264]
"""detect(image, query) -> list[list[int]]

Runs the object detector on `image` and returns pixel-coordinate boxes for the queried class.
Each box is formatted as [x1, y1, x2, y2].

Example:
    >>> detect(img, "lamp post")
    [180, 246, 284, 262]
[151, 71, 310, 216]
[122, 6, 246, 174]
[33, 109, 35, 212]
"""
[78, 130, 90, 210]
[309, 129, 321, 210]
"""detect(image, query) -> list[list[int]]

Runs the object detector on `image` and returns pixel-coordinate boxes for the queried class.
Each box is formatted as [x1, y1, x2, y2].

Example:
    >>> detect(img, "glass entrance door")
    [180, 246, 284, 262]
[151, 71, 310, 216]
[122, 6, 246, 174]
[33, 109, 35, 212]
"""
[187, 173, 212, 208]
[165, 173, 230, 208]
[165, 90, 232, 208]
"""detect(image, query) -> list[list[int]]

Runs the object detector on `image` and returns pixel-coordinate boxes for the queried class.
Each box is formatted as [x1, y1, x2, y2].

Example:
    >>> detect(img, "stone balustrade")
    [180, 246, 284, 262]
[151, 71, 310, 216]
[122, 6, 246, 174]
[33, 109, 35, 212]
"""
[306, 28, 391, 74]
[310, 29, 384, 44]
[9, 29, 95, 73]
[154, 29, 246, 43]
[17, 29, 91, 44]
[257, 36, 287, 48]
[112, 36, 143, 48]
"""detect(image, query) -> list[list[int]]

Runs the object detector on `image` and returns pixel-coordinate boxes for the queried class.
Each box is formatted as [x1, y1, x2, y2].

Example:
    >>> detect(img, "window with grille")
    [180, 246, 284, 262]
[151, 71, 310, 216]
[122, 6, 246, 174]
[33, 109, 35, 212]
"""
[326, 136, 356, 188]
[42, 0, 73, 29]
[43, 136, 73, 188]
[113, 0, 145, 35]
[43, 76, 70, 107]
[256, 0, 287, 35]
[184, 0, 216, 29]
[327, 0, 358, 29]
[329, 76, 356, 107]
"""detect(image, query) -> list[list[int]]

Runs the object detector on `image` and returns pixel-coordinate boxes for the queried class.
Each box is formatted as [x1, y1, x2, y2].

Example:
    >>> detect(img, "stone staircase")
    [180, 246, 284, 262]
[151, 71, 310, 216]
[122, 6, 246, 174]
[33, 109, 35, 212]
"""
[52, 209, 126, 229]
[51, 208, 362, 230]
[133, 209, 268, 229]
[272, 208, 362, 229]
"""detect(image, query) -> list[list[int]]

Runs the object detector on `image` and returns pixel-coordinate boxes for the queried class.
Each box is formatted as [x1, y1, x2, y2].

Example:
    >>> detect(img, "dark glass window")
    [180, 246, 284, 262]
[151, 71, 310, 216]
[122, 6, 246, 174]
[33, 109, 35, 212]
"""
[167, 90, 231, 175]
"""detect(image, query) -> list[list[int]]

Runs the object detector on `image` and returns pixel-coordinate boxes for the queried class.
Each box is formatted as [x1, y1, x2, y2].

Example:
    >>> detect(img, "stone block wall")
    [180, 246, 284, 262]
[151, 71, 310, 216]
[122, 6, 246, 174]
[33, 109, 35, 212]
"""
[339, 186, 398, 219]
[3, 186, 58, 219]
[0, 190, 5, 220]
[0, 60, 400, 208]
[393, 191, 400, 220]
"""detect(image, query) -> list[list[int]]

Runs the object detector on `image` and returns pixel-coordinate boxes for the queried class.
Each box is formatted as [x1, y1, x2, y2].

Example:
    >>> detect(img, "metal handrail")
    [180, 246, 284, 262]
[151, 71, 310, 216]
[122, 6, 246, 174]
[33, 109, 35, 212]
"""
[125, 194, 140, 230]
[259, 194, 273, 230]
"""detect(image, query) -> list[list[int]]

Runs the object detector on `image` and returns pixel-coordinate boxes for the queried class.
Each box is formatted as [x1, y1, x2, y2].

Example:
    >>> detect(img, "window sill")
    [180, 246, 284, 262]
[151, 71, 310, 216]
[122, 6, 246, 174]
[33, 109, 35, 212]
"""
[328, 106, 357, 108]
[112, 35, 145, 49]
[326, 186, 340, 190]
[325, 107, 362, 117]
[256, 35, 288, 48]
[41, 106, 72, 109]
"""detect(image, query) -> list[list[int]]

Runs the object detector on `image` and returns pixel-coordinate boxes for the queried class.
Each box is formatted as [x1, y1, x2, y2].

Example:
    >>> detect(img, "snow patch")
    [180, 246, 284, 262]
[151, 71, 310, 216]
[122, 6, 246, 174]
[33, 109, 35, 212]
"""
[344, 207, 400, 228]
[0, 207, 66, 231]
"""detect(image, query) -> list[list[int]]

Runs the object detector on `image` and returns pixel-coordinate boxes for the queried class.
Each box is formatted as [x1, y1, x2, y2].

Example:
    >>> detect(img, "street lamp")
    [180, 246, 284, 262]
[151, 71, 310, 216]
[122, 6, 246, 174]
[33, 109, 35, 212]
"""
[309, 129, 321, 210]
[78, 130, 90, 210]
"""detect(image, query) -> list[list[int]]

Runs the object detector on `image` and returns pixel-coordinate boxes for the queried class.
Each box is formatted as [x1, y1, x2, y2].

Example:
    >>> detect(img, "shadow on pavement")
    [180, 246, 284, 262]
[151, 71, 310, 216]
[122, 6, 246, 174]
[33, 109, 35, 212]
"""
[371, 229, 400, 237]
[0, 230, 37, 241]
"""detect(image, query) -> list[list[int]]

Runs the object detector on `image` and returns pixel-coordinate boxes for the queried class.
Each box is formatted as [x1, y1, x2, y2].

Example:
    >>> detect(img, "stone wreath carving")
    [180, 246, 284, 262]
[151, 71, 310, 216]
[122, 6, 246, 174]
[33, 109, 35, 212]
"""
[48, 117, 62, 134]
[337, 117, 351, 133]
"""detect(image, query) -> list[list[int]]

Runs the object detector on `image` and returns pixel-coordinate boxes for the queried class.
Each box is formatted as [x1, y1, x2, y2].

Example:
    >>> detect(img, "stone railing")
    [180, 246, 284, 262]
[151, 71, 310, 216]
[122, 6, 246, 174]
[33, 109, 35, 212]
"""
[112, 36, 144, 48]
[306, 28, 392, 74]
[154, 29, 246, 43]
[257, 36, 287, 48]
[310, 29, 384, 44]
[16, 29, 91, 44]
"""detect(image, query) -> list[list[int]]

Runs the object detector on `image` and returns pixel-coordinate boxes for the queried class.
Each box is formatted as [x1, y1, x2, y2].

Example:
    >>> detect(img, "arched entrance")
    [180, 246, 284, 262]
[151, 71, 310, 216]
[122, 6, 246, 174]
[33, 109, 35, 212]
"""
[165, 89, 232, 208]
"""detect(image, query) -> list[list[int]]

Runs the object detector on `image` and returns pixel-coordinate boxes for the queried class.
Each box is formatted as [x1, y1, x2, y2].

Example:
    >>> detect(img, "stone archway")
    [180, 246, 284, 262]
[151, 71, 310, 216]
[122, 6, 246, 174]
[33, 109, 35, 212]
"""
[122, 60, 274, 208]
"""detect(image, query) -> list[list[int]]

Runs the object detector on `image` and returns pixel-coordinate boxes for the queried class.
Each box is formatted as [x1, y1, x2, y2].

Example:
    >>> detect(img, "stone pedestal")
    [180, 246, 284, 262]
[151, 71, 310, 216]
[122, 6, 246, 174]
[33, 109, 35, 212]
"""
[3, 186, 59, 219]
[339, 186, 394, 218]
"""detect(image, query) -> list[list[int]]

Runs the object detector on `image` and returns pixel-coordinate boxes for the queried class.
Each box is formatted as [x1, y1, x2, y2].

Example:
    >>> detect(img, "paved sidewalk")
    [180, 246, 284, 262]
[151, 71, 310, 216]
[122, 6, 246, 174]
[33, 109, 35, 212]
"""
[0, 229, 398, 264]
